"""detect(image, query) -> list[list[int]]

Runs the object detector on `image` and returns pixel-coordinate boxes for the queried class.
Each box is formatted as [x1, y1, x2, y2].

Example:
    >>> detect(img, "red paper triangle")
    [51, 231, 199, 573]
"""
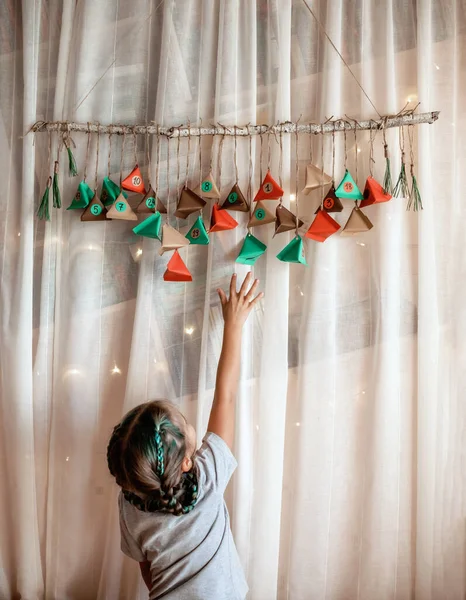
[163, 251, 193, 282]
[121, 165, 146, 194]
[254, 171, 284, 201]
[359, 176, 392, 208]
[305, 209, 340, 242]
[209, 203, 238, 232]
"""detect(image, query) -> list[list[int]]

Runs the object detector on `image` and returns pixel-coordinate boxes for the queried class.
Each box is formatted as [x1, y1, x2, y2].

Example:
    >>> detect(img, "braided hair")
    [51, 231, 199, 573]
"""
[107, 400, 198, 516]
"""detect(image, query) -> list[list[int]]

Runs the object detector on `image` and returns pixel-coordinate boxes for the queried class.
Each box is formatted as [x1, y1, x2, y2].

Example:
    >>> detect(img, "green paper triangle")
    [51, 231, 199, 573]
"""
[100, 177, 127, 206]
[276, 235, 307, 266]
[236, 234, 267, 265]
[186, 216, 209, 245]
[335, 170, 363, 200]
[132, 212, 162, 240]
[67, 181, 94, 210]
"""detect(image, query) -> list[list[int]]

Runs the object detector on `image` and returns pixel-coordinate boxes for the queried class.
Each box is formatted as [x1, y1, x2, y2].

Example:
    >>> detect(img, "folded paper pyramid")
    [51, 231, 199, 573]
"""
[136, 186, 158, 214]
[174, 187, 206, 219]
[81, 197, 107, 221]
[276, 235, 308, 266]
[274, 204, 304, 235]
[359, 176, 392, 208]
[302, 163, 332, 195]
[122, 165, 146, 194]
[210, 203, 238, 232]
[159, 224, 190, 255]
[248, 201, 276, 228]
[163, 250, 193, 282]
[305, 209, 340, 242]
[155, 196, 167, 214]
[106, 193, 138, 221]
[67, 180, 94, 210]
[340, 206, 374, 236]
[221, 183, 249, 212]
[335, 170, 363, 200]
[194, 171, 221, 199]
[315, 185, 344, 213]
[236, 233, 267, 265]
[132, 211, 162, 240]
[254, 170, 284, 201]
[186, 215, 209, 245]
[100, 177, 126, 206]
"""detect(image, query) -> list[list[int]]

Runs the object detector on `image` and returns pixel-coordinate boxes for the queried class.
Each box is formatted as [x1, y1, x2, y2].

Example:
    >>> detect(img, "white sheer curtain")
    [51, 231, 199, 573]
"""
[0, 1, 465, 599]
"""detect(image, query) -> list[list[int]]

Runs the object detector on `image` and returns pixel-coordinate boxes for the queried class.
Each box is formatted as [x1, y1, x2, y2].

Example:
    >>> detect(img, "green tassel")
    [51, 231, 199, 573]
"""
[52, 161, 61, 208]
[66, 145, 78, 176]
[37, 177, 52, 221]
[407, 174, 423, 211]
[393, 161, 409, 198]
[382, 145, 393, 194]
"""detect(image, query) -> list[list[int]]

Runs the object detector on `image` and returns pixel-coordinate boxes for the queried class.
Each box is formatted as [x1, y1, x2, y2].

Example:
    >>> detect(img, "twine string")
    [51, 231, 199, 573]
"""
[84, 122, 91, 182]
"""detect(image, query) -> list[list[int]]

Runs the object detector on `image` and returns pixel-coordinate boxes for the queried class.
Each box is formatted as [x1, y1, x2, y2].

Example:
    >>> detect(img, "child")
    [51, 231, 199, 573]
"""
[107, 273, 263, 599]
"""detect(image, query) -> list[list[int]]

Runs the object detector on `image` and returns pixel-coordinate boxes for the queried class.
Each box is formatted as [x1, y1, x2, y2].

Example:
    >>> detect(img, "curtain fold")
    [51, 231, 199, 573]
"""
[0, 1, 464, 599]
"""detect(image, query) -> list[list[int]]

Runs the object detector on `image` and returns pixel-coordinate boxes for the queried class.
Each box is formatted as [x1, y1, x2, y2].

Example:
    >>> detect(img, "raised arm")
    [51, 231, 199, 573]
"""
[208, 273, 263, 448]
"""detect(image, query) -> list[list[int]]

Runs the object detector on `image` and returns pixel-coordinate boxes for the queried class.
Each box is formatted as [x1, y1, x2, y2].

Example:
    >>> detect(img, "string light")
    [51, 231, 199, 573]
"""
[295, 422, 301, 427]
[136, 248, 143, 257]
[111, 364, 121, 375]
[185, 326, 194, 335]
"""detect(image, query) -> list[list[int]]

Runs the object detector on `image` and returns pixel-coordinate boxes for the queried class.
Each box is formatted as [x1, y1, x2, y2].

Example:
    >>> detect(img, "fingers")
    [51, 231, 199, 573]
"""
[239, 271, 253, 297]
[229, 273, 237, 297]
[245, 278, 259, 302]
[248, 292, 264, 310]
[217, 288, 227, 306]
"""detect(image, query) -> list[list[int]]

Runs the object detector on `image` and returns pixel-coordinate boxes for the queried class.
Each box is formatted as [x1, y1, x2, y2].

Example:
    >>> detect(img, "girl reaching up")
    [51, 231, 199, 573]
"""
[107, 273, 263, 599]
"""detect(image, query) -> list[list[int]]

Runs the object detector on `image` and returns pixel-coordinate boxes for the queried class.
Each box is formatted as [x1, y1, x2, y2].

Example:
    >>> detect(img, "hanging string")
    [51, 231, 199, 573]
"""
[133, 130, 138, 165]
[343, 124, 348, 170]
[234, 125, 239, 183]
[120, 132, 126, 188]
[393, 126, 409, 198]
[382, 117, 393, 194]
[320, 123, 325, 209]
[354, 120, 358, 185]
[52, 134, 62, 208]
[209, 128, 214, 173]
[185, 119, 191, 189]
[369, 121, 376, 178]
[217, 127, 227, 190]
[407, 125, 423, 211]
[107, 124, 113, 177]
[83, 123, 91, 182]
[267, 127, 272, 172]
[94, 124, 100, 192]
[300, 0, 382, 118]
[247, 124, 254, 232]
[145, 129, 151, 187]
[259, 130, 264, 183]
[309, 127, 313, 164]
[278, 129, 284, 189]
[331, 121, 336, 183]
[155, 125, 160, 197]
[166, 135, 170, 217]
[295, 121, 300, 235]
[37, 131, 53, 220]
[198, 118, 203, 188]
[176, 126, 182, 198]
[63, 123, 78, 176]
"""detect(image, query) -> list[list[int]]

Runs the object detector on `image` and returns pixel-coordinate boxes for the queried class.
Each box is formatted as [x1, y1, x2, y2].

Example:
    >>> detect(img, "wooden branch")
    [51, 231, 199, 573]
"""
[29, 111, 439, 137]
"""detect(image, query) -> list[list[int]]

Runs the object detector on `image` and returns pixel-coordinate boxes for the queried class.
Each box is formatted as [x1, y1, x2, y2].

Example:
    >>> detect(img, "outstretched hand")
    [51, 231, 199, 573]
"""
[217, 273, 264, 329]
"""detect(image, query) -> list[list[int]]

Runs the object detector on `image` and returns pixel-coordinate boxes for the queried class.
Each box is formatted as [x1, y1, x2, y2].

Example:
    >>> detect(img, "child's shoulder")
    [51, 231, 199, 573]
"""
[194, 432, 237, 494]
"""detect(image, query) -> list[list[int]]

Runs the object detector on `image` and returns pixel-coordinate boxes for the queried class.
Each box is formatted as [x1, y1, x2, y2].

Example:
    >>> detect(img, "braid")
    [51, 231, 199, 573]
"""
[107, 400, 199, 516]
[155, 428, 164, 476]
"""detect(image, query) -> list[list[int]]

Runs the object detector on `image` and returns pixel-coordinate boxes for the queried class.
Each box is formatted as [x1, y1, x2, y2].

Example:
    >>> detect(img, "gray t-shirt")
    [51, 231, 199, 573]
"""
[119, 432, 248, 600]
